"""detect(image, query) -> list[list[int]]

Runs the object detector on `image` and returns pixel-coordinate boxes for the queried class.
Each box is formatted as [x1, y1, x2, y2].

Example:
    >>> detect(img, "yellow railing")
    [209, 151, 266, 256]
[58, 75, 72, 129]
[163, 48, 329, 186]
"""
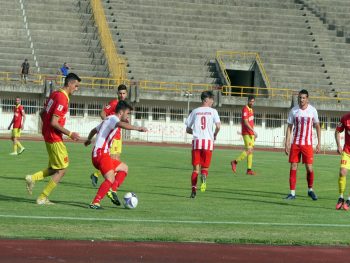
[138, 80, 218, 93]
[90, 0, 126, 83]
[216, 51, 271, 88]
[222, 85, 294, 100]
[0, 72, 44, 85]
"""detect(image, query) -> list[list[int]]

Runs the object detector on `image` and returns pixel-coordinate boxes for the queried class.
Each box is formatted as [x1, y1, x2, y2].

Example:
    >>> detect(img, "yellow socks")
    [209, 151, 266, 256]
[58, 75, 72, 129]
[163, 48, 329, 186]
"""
[236, 151, 247, 162]
[94, 170, 102, 177]
[339, 175, 346, 196]
[13, 144, 17, 153]
[247, 153, 253, 170]
[16, 141, 23, 149]
[38, 178, 57, 199]
[32, 169, 49, 181]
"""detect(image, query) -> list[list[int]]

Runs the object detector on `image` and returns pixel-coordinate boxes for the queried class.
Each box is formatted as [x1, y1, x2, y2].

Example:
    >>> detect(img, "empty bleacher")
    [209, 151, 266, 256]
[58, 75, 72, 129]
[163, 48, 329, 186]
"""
[102, 0, 350, 95]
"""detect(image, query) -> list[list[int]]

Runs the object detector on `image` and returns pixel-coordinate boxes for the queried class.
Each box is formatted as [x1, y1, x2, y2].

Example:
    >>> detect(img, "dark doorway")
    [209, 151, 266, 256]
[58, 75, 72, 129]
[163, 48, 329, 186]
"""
[227, 69, 254, 96]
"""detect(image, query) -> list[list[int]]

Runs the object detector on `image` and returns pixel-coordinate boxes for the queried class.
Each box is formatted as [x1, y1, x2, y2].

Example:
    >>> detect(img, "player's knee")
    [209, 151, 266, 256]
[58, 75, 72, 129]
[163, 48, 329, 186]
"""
[340, 168, 348, 177]
[117, 163, 128, 173]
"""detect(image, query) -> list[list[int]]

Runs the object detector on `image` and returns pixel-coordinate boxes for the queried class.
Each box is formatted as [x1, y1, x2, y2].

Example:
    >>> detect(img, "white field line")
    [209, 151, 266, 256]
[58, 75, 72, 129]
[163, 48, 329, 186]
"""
[0, 214, 348, 228]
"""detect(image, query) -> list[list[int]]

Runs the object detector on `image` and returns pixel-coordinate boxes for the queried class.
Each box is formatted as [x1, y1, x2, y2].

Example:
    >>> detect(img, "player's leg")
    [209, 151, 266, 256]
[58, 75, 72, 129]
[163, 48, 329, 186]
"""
[285, 144, 300, 199]
[90, 169, 115, 209]
[200, 150, 212, 192]
[107, 162, 128, 206]
[9, 130, 18, 155]
[16, 129, 25, 154]
[230, 135, 251, 173]
[190, 150, 200, 198]
[302, 145, 317, 201]
[337, 152, 350, 210]
[36, 142, 69, 205]
[246, 135, 256, 175]
[25, 167, 54, 195]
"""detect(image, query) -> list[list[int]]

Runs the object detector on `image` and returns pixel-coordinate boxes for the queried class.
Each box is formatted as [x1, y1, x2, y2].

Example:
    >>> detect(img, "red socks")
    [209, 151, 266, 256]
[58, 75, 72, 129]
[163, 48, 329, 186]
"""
[307, 171, 314, 188]
[92, 179, 112, 204]
[111, 171, 127, 192]
[191, 172, 198, 191]
[289, 169, 297, 190]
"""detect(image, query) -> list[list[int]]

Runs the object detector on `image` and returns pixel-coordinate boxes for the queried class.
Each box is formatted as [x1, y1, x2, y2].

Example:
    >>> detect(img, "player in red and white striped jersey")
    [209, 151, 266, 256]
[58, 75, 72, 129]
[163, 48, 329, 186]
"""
[186, 91, 221, 198]
[284, 89, 321, 200]
[84, 101, 147, 209]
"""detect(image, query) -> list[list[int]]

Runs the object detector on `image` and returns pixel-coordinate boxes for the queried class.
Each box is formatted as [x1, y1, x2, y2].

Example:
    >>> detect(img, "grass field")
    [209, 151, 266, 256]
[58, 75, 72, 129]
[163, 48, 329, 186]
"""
[0, 139, 349, 245]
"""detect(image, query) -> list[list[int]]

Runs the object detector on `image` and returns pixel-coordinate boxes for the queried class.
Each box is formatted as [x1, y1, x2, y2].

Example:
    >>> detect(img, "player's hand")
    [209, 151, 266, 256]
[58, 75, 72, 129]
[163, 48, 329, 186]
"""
[21, 124, 24, 130]
[138, 127, 148, 132]
[70, 132, 80, 141]
[7, 126, 11, 130]
[284, 143, 290, 156]
[254, 131, 258, 139]
[84, 139, 91, 146]
[315, 143, 321, 154]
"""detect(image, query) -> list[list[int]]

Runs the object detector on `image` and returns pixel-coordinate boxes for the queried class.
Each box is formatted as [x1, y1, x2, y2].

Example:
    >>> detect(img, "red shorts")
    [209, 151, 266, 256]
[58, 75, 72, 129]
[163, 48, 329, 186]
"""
[92, 153, 121, 175]
[192, 149, 212, 168]
[289, 144, 314, 164]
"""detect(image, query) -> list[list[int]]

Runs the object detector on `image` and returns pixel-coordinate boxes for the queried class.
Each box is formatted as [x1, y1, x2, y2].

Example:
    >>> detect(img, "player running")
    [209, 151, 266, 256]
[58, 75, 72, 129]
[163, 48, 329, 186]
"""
[284, 89, 321, 200]
[89, 84, 128, 189]
[25, 73, 81, 205]
[230, 95, 257, 175]
[335, 113, 350, 210]
[186, 91, 221, 198]
[84, 100, 147, 209]
[8, 97, 26, 155]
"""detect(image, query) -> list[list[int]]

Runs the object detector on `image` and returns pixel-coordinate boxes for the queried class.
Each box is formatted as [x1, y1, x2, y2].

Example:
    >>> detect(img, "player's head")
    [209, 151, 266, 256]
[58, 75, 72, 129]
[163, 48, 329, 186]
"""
[64, 73, 81, 94]
[15, 97, 21, 105]
[115, 100, 133, 122]
[298, 89, 309, 109]
[247, 95, 255, 108]
[201, 91, 214, 107]
[117, 84, 128, 101]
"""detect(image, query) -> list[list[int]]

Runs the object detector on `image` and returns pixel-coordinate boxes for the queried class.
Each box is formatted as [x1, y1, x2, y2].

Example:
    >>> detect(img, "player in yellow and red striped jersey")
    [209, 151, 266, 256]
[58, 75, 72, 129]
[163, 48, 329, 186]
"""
[8, 98, 26, 155]
[25, 73, 81, 205]
[230, 95, 257, 175]
[335, 113, 350, 210]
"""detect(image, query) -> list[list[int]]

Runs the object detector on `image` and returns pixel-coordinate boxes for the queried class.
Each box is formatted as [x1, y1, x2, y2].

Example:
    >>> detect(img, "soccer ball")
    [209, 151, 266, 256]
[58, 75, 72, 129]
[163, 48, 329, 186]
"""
[123, 192, 138, 209]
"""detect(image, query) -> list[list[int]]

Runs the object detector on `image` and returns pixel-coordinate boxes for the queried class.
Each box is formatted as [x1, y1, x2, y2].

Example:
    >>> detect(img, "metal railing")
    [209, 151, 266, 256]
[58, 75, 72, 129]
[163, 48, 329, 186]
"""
[138, 80, 217, 94]
[90, 0, 126, 83]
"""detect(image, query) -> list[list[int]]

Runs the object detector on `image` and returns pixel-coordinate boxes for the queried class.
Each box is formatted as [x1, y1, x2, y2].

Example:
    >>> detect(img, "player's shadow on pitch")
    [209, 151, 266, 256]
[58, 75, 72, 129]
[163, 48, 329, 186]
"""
[0, 175, 26, 182]
[0, 193, 39, 204]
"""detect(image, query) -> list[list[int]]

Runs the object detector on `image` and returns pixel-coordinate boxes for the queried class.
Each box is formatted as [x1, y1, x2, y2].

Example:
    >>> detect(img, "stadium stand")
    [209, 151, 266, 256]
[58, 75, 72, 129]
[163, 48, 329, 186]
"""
[102, 0, 342, 94]
[0, 0, 108, 80]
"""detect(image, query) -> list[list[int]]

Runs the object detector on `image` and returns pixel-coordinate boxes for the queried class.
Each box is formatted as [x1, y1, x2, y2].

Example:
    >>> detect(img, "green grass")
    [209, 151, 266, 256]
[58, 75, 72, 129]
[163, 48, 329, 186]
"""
[0, 140, 347, 245]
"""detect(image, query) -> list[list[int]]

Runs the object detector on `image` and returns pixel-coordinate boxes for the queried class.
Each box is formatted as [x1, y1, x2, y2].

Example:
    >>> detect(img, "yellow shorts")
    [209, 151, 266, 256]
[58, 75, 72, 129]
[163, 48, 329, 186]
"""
[110, 138, 122, 155]
[340, 152, 350, 170]
[12, 128, 21, 138]
[45, 141, 69, 170]
[243, 135, 255, 149]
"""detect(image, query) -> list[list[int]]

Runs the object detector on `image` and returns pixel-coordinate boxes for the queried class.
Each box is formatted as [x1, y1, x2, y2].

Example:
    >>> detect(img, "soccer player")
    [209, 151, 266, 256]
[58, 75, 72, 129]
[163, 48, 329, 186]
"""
[84, 100, 147, 209]
[284, 89, 321, 200]
[230, 95, 257, 175]
[8, 97, 26, 155]
[90, 84, 128, 190]
[25, 73, 81, 205]
[335, 113, 350, 210]
[186, 90, 221, 198]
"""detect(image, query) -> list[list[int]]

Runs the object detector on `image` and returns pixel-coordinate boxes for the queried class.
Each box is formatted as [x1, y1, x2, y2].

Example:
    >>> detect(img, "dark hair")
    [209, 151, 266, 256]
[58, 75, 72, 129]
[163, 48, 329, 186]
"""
[115, 100, 133, 113]
[64, 73, 81, 86]
[201, 90, 214, 102]
[299, 89, 309, 97]
[117, 84, 127, 91]
[248, 95, 255, 101]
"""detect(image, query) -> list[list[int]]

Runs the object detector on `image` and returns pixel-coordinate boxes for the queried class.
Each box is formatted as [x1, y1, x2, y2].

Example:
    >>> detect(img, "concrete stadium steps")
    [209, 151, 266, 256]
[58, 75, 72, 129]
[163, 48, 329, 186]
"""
[21, 0, 108, 78]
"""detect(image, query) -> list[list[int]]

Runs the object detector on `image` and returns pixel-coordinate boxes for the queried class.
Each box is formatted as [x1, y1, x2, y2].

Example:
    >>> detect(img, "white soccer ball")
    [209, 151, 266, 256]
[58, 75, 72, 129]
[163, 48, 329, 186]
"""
[123, 192, 138, 209]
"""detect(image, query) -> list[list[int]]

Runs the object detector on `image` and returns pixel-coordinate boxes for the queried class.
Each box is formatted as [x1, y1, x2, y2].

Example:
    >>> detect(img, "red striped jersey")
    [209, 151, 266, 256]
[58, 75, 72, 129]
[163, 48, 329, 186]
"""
[92, 115, 120, 157]
[185, 107, 221, 150]
[287, 105, 319, 146]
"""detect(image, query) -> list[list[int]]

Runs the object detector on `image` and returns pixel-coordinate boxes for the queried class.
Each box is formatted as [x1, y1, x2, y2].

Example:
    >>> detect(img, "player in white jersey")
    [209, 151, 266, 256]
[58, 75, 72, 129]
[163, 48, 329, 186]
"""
[84, 101, 147, 209]
[186, 91, 221, 198]
[284, 89, 321, 201]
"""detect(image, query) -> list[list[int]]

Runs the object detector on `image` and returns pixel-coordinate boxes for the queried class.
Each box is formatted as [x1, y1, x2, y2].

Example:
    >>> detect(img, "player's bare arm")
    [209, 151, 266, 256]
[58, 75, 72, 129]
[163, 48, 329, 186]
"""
[335, 130, 343, 155]
[100, 109, 107, 120]
[117, 121, 147, 132]
[50, 115, 80, 141]
[315, 122, 321, 154]
[7, 117, 14, 130]
[214, 122, 221, 140]
[285, 124, 293, 155]
[84, 128, 98, 146]
[39, 108, 45, 121]
[186, 127, 193, 135]
[21, 110, 26, 130]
